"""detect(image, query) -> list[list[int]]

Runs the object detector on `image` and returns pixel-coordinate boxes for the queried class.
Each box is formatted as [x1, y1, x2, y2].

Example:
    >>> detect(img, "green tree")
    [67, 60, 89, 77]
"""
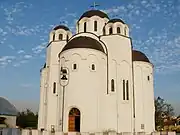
[155, 97, 174, 131]
[16, 109, 38, 129]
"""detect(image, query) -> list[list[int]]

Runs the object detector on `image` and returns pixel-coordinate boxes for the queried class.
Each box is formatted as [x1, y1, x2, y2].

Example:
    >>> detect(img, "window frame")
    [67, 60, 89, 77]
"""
[117, 27, 121, 34]
[109, 27, 113, 35]
[94, 21, 98, 31]
[84, 22, 87, 32]
[53, 82, 56, 94]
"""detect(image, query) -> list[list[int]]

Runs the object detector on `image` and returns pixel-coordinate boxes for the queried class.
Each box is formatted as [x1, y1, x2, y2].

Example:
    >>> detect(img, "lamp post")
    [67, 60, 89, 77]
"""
[59, 67, 69, 132]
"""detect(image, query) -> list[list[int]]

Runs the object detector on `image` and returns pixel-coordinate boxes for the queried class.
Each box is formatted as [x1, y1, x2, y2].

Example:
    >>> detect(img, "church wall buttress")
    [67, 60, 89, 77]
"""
[100, 35, 133, 132]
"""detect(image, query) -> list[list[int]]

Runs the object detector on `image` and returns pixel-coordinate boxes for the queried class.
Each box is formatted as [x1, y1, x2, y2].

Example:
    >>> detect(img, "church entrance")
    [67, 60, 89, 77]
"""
[68, 108, 80, 132]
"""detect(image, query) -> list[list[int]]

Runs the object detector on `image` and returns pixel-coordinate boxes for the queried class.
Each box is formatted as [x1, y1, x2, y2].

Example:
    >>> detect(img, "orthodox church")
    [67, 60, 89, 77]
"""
[38, 10, 155, 134]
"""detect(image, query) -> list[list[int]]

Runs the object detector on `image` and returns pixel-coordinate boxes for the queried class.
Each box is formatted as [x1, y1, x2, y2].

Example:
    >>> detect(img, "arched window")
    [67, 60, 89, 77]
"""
[53, 82, 56, 94]
[117, 27, 121, 34]
[126, 80, 129, 100]
[73, 64, 77, 70]
[92, 64, 95, 70]
[94, 21, 97, 31]
[124, 27, 127, 36]
[109, 27, 113, 34]
[59, 34, 63, 40]
[53, 34, 55, 41]
[147, 76, 150, 81]
[123, 80, 125, 100]
[84, 22, 87, 32]
[111, 79, 115, 92]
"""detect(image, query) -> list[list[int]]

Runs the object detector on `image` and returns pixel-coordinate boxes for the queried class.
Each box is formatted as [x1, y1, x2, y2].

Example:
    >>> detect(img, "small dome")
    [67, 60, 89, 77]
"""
[0, 97, 18, 116]
[107, 18, 125, 24]
[61, 36, 105, 53]
[132, 50, 150, 63]
[53, 25, 70, 31]
[79, 10, 109, 21]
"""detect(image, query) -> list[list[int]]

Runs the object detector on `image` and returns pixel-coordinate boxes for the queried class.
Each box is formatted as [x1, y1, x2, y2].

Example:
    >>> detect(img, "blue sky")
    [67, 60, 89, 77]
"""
[0, 0, 180, 114]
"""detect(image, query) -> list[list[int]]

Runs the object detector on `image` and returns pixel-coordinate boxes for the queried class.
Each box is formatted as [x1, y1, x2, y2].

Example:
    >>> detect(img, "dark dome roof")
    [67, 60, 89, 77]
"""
[53, 25, 69, 31]
[0, 97, 18, 116]
[108, 18, 125, 24]
[132, 50, 150, 63]
[79, 10, 109, 21]
[62, 36, 105, 53]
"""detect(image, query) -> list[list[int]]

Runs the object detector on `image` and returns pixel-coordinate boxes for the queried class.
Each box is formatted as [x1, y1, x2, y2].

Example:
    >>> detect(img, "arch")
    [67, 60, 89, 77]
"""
[109, 27, 113, 34]
[94, 21, 97, 31]
[117, 27, 121, 34]
[59, 34, 63, 40]
[68, 108, 81, 132]
[84, 22, 87, 32]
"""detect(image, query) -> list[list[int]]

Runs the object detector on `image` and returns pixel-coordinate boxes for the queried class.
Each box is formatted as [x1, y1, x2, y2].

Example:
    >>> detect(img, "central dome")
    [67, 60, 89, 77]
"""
[62, 36, 105, 53]
[79, 10, 109, 21]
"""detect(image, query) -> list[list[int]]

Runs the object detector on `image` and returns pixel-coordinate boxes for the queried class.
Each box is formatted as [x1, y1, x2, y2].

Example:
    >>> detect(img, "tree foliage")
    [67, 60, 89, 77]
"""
[16, 109, 38, 129]
[155, 97, 174, 131]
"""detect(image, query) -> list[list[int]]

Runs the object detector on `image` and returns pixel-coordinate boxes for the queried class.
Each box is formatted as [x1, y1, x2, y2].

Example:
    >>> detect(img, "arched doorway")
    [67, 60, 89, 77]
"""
[68, 108, 80, 132]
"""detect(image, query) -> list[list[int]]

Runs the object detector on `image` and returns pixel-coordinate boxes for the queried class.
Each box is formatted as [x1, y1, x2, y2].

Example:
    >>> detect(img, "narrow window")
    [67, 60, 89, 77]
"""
[53, 34, 55, 41]
[111, 79, 115, 92]
[73, 64, 77, 70]
[67, 35, 69, 41]
[84, 22, 87, 32]
[109, 27, 113, 34]
[123, 80, 125, 100]
[117, 27, 121, 33]
[126, 80, 129, 100]
[94, 21, 97, 31]
[92, 64, 95, 70]
[53, 82, 56, 94]
[147, 76, 150, 81]
[59, 34, 63, 40]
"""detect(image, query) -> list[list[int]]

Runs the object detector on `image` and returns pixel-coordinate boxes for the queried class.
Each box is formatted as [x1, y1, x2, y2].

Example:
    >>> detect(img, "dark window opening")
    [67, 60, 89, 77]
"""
[123, 80, 125, 100]
[92, 64, 95, 70]
[84, 22, 87, 32]
[67, 35, 69, 41]
[147, 76, 150, 81]
[73, 64, 77, 70]
[126, 80, 129, 100]
[94, 21, 97, 31]
[117, 27, 121, 33]
[53, 82, 56, 94]
[111, 79, 115, 92]
[53, 34, 55, 41]
[109, 27, 113, 34]
[59, 34, 63, 40]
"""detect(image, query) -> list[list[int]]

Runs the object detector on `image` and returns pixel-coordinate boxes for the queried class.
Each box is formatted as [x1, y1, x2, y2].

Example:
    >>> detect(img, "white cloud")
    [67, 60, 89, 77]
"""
[32, 44, 46, 54]
[24, 55, 32, 59]
[17, 50, 25, 54]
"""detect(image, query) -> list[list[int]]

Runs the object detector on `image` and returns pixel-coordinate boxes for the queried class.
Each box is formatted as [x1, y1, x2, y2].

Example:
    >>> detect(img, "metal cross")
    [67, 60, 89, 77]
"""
[90, 2, 100, 9]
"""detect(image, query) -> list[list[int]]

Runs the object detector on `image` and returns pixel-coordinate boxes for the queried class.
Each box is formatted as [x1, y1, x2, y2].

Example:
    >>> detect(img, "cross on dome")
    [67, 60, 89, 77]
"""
[90, 2, 100, 9]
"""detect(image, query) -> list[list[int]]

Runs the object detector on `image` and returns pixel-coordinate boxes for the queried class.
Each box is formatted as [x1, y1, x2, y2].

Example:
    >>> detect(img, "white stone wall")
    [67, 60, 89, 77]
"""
[133, 61, 155, 133]
[59, 49, 107, 132]
[100, 34, 133, 132]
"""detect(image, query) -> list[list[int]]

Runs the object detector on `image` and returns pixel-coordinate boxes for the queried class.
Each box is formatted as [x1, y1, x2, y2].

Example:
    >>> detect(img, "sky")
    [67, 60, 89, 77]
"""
[0, 0, 180, 115]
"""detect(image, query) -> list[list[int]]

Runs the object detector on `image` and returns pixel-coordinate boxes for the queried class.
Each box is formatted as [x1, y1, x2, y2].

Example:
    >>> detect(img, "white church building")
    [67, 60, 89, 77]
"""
[38, 10, 155, 134]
